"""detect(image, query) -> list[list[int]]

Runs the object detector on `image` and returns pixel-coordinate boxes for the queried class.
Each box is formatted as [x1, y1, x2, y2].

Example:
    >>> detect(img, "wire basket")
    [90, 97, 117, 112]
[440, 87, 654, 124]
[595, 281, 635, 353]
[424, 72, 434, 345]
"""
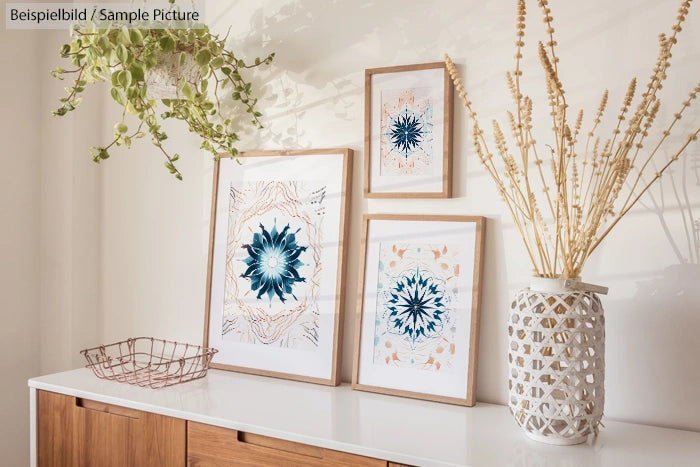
[81, 337, 218, 389]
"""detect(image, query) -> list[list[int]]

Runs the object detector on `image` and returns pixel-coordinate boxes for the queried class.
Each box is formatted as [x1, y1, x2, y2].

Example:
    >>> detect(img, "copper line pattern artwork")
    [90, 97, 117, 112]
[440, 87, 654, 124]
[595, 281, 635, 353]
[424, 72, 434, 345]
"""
[223, 181, 326, 349]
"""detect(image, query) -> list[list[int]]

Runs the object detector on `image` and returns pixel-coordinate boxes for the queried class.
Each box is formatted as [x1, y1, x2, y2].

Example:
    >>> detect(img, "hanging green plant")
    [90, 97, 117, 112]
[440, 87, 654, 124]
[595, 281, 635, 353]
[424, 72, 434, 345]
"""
[51, 13, 274, 180]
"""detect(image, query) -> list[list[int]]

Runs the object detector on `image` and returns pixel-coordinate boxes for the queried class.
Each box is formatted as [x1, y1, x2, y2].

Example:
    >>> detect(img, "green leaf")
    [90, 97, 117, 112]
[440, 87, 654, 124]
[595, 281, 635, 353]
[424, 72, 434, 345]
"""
[231, 73, 242, 81]
[124, 49, 134, 67]
[115, 122, 128, 134]
[120, 26, 131, 45]
[144, 52, 157, 69]
[210, 57, 224, 69]
[97, 36, 111, 53]
[201, 79, 208, 92]
[130, 29, 143, 46]
[110, 87, 125, 106]
[118, 70, 132, 89]
[129, 63, 145, 82]
[60, 44, 70, 56]
[115, 44, 128, 63]
[195, 49, 211, 67]
[111, 70, 121, 88]
[181, 82, 194, 100]
[99, 148, 110, 159]
[179, 52, 186, 67]
[158, 36, 176, 54]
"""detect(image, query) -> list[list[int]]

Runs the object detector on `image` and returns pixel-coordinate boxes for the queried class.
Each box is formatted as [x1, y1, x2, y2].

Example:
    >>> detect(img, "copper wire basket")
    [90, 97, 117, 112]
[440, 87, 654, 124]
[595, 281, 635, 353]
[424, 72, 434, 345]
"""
[80, 337, 218, 389]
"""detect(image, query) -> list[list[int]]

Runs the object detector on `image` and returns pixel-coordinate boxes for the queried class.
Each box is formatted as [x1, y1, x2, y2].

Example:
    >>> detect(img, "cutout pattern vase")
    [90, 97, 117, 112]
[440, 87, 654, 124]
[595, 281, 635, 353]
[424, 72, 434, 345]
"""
[507, 277, 605, 445]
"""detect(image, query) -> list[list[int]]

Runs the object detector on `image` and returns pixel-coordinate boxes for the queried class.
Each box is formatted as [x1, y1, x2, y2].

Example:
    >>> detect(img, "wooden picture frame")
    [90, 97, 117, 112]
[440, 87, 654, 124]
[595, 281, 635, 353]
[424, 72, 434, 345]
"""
[204, 149, 353, 386]
[364, 62, 453, 198]
[352, 214, 485, 405]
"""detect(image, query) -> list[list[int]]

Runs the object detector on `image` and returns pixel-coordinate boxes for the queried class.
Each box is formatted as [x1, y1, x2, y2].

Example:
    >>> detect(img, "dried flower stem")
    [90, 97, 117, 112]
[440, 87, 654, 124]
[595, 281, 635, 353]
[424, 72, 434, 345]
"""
[446, 0, 699, 278]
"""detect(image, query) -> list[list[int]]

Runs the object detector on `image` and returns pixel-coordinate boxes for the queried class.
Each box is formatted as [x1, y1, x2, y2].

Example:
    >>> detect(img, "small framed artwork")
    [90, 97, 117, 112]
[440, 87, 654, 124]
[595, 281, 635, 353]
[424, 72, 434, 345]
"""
[204, 149, 353, 386]
[353, 214, 485, 406]
[364, 62, 453, 198]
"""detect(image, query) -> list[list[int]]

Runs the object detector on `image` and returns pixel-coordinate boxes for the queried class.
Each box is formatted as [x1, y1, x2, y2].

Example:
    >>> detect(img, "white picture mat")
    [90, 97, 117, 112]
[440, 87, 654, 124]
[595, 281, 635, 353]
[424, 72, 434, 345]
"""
[370, 67, 446, 193]
[208, 153, 345, 380]
[358, 219, 476, 399]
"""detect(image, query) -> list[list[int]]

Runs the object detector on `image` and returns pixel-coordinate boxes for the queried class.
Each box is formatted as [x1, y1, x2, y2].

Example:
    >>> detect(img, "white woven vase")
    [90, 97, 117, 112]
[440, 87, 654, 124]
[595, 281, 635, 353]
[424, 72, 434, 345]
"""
[508, 277, 605, 445]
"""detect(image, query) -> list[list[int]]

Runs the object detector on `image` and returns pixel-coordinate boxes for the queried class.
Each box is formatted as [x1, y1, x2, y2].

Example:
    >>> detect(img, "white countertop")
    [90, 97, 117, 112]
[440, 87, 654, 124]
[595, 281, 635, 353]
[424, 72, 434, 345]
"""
[29, 368, 700, 467]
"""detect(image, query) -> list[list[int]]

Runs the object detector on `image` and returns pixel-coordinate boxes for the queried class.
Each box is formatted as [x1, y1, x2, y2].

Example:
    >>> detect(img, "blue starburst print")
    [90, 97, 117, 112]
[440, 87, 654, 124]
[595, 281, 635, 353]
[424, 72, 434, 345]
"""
[385, 268, 447, 347]
[389, 111, 425, 158]
[240, 221, 307, 303]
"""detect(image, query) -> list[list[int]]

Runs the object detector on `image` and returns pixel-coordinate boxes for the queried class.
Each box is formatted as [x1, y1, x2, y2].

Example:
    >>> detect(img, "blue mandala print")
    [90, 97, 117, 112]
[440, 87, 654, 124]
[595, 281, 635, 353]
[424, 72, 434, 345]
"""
[240, 221, 307, 303]
[387, 110, 426, 158]
[385, 268, 447, 347]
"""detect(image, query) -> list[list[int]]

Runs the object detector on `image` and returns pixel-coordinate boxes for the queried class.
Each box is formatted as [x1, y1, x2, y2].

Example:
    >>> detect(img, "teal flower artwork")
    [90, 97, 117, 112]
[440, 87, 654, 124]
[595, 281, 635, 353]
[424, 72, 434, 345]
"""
[240, 221, 307, 303]
[385, 268, 447, 347]
[389, 112, 426, 157]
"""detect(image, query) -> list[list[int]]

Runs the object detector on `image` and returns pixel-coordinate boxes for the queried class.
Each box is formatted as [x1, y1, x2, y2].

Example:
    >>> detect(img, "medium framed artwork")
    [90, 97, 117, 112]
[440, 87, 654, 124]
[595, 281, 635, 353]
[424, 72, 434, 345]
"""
[352, 214, 485, 405]
[204, 149, 352, 386]
[364, 62, 453, 198]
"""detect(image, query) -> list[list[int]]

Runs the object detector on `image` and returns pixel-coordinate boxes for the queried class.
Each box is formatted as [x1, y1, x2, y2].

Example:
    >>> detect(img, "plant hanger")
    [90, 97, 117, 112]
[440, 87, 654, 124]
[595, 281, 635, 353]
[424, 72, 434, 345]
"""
[52, 0, 274, 179]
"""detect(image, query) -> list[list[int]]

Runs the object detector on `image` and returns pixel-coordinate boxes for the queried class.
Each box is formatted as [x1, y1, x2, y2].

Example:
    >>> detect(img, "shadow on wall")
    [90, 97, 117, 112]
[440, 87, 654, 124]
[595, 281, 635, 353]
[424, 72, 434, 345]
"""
[213, 0, 381, 149]
[210, 0, 492, 150]
[606, 144, 700, 431]
[638, 144, 700, 266]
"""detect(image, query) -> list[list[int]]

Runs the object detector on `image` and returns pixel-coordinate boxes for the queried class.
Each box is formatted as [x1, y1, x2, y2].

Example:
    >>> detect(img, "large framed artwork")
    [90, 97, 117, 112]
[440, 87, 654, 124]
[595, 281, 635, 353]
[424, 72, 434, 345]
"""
[204, 149, 352, 386]
[364, 62, 453, 198]
[353, 214, 485, 405]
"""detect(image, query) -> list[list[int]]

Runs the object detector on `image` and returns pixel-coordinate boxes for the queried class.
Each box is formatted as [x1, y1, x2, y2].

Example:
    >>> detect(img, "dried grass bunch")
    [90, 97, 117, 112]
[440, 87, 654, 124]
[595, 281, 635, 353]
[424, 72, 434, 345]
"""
[446, 0, 700, 278]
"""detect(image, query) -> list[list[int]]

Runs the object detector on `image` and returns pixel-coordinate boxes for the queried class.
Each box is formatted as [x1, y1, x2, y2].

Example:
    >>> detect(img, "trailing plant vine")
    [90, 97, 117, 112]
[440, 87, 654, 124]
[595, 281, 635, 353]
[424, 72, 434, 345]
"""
[52, 13, 274, 180]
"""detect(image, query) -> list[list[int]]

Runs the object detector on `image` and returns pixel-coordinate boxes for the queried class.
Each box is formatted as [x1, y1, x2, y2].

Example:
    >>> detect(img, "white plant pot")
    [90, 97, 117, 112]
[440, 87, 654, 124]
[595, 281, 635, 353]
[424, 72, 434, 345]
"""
[145, 51, 201, 100]
[507, 277, 605, 445]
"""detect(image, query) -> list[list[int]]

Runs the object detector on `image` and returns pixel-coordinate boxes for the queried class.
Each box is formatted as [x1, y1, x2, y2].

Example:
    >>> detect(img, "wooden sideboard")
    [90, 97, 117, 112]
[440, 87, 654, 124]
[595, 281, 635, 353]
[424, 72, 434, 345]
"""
[38, 391, 185, 467]
[37, 390, 392, 466]
[29, 368, 700, 467]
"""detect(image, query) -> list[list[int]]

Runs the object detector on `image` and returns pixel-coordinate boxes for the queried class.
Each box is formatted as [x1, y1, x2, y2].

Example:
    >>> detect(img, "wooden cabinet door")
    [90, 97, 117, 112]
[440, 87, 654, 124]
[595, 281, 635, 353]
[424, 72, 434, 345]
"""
[187, 421, 386, 467]
[38, 390, 186, 467]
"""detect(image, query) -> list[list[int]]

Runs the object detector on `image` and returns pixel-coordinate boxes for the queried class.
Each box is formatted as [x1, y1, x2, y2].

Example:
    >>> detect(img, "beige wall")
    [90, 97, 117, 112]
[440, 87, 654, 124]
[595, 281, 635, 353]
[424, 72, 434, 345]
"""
[38, 30, 103, 375]
[0, 24, 103, 466]
[2, 1, 699, 463]
[0, 18, 42, 467]
[99, 0, 700, 431]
